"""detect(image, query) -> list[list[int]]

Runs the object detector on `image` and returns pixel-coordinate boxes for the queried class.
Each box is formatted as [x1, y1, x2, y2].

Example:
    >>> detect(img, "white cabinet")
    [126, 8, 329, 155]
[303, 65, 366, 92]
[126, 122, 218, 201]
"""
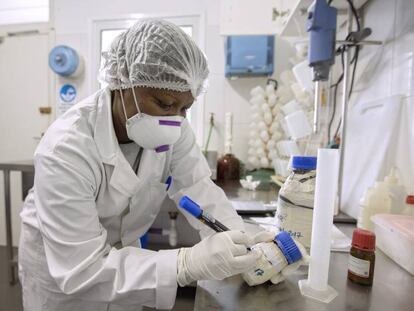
[219, 0, 299, 35]
[220, 0, 369, 37]
[280, 0, 369, 37]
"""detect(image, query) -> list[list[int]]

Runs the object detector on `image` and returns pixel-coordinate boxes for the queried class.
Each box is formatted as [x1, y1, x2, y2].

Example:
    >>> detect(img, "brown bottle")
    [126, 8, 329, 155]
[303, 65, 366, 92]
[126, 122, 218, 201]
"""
[217, 153, 240, 181]
[348, 228, 376, 286]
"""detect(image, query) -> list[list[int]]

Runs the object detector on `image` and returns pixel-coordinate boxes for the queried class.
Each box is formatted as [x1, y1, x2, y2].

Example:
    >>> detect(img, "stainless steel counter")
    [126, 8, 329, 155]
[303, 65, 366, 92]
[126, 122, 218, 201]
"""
[194, 224, 414, 311]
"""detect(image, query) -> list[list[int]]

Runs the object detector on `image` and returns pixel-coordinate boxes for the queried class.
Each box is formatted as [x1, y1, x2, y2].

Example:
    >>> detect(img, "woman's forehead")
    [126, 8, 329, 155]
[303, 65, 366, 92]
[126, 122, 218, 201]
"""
[140, 87, 194, 103]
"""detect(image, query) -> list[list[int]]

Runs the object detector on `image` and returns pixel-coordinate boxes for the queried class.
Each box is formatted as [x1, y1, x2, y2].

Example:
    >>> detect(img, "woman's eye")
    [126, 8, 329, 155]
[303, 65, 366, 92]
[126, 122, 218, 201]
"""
[158, 102, 172, 110]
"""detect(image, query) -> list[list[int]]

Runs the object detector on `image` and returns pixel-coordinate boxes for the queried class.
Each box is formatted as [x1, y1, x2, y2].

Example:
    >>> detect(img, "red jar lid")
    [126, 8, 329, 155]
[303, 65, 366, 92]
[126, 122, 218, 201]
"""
[352, 228, 376, 251]
[406, 195, 414, 205]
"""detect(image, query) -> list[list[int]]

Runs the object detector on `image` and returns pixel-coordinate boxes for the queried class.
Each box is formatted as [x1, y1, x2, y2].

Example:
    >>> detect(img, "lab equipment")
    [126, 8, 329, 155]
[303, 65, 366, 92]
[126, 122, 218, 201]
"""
[298, 148, 339, 303]
[242, 231, 303, 286]
[48, 45, 83, 77]
[307, 0, 337, 133]
[358, 168, 407, 230]
[348, 228, 376, 286]
[179, 196, 230, 232]
[275, 156, 317, 247]
[217, 113, 240, 180]
[225, 35, 274, 77]
[371, 214, 414, 275]
[307, 0, 337, 82]
[99, 19, 209, 98]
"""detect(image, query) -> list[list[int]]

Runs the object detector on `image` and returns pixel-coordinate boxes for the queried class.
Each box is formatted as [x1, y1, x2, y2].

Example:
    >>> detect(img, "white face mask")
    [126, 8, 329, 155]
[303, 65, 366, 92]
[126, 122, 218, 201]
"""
[119, 88, 184, 152]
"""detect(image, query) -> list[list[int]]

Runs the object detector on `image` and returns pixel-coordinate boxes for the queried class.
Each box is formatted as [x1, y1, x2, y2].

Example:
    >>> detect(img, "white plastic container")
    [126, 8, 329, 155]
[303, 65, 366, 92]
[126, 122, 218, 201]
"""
[384, 168, 406, 215]
[276, 140, 300, 157]
[358, 168, 407, 230]
[281, 100, 301, 115]
[285, 110, 312, 139]
[273, 158, 290, 177]
[371, 214, 414, 275]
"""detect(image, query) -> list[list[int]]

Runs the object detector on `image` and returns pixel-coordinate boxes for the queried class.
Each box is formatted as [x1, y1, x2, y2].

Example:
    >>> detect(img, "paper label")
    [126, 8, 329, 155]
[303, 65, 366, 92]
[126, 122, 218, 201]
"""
[348, 255, 370, 278]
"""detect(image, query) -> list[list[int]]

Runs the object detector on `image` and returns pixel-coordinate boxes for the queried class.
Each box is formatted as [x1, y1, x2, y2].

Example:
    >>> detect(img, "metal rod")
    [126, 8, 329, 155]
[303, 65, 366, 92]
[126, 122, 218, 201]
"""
[337, 8, 353, 212]
[4, 169, 16, 284]
[336, 40, 382, 46]
[313, 81, 321, 133]
[326, 73, 333, 147]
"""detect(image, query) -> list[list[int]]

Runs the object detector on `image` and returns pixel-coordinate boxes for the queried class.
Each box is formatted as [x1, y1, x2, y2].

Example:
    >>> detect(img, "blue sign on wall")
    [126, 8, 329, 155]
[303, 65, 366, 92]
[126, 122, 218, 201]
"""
[59, 84, 77, 103]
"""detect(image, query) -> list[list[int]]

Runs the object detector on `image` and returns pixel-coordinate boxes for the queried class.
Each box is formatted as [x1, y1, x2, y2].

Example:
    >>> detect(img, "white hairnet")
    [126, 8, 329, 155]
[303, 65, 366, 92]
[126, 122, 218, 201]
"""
[99, 18, 209, 98]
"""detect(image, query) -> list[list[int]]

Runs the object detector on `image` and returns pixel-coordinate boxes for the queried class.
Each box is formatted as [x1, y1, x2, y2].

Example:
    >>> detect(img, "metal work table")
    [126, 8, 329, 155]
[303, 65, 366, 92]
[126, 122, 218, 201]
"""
[0, 160, 34, 284]
[194, 224, 414, 311]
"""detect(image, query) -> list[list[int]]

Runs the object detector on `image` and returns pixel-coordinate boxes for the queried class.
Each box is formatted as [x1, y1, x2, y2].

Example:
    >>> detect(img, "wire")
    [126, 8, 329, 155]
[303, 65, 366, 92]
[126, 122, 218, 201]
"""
[346, 0, 361, 31]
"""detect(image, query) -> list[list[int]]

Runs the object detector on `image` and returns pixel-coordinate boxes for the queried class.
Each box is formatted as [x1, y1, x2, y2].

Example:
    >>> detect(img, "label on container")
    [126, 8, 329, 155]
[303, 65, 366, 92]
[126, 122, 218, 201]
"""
[348, 255, 370, 278]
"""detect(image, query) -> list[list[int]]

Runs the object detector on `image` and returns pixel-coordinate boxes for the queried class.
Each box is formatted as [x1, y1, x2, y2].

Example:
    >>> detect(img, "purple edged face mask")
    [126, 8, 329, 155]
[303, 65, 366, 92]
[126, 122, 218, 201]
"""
[126, 113, 183, 152]
[118, 87, 184, 152]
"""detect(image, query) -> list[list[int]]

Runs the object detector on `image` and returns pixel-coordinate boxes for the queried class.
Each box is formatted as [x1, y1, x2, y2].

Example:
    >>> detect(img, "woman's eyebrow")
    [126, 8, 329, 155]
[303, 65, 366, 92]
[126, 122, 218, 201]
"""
[152, 93, 174, 104]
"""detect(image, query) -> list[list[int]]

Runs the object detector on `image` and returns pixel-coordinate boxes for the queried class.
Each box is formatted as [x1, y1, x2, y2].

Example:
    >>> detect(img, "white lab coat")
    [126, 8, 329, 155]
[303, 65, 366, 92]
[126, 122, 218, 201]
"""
[18, 88, 244, 311]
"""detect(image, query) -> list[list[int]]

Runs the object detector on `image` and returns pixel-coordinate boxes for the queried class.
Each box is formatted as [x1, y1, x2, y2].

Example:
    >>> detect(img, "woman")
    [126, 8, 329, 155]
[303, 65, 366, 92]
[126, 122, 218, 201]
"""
[18, 19, 273, 311]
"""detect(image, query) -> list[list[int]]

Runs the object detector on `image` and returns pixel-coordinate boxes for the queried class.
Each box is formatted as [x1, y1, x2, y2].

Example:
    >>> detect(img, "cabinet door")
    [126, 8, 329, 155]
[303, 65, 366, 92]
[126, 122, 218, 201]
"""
[219, 0, 299, 35]
[0, 32, 51, 246]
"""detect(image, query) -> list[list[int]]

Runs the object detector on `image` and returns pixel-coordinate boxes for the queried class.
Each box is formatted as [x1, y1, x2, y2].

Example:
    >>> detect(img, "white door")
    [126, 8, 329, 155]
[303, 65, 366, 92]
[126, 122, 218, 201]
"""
[0, 32, 51, 246]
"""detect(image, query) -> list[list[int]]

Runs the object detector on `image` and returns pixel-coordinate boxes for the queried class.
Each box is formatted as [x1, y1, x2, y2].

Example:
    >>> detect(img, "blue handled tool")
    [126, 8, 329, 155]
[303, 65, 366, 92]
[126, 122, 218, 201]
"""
[179, 196, 230, 232]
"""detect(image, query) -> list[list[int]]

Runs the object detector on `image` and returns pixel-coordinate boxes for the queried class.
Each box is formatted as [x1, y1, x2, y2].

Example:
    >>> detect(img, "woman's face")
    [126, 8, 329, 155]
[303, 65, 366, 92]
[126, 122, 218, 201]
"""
[125, 87, 194, 118]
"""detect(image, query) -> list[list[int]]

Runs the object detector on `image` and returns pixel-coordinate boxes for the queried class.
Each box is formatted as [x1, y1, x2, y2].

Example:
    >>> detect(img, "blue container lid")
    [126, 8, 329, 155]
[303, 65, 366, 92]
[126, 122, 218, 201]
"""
[179, 196, 202, 218]
[274, 231, 302, 264]
[292, 156, 317, 170]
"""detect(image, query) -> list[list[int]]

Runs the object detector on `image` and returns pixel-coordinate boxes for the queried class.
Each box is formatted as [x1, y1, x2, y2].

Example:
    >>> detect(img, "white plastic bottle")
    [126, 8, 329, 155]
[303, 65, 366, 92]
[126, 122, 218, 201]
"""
[384, 168, 406, 215]
[275, 156, 317, 248]
[358, 168, 407, 231]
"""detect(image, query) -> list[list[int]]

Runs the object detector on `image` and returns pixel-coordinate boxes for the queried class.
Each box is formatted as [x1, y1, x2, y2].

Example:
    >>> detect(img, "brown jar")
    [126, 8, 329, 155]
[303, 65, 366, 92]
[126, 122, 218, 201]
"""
[348, 228, 376, 286]
[217, 153, 240, 181]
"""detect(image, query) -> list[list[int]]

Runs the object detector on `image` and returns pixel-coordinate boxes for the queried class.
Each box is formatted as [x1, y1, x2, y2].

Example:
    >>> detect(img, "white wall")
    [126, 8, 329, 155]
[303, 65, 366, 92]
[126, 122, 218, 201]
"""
[52, 0, 294, 163]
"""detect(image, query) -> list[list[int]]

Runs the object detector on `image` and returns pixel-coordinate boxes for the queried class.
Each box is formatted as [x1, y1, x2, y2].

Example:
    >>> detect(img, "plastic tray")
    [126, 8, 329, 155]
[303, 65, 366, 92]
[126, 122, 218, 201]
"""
[371, 214, 414, 275]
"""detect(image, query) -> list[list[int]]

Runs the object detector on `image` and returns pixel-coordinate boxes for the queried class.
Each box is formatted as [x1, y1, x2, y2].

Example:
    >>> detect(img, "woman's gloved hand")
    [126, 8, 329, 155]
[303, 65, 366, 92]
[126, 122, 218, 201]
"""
[177, 231, 261, 286]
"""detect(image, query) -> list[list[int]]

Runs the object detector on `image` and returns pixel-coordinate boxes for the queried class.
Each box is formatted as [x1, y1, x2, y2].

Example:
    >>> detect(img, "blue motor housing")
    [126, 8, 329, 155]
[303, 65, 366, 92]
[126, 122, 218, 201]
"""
[307, 0, 337, 81]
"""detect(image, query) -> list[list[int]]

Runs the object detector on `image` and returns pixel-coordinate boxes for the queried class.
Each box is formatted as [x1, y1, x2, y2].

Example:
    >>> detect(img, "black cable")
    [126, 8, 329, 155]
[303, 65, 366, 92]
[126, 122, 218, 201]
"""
[346, 0, 361, 31]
